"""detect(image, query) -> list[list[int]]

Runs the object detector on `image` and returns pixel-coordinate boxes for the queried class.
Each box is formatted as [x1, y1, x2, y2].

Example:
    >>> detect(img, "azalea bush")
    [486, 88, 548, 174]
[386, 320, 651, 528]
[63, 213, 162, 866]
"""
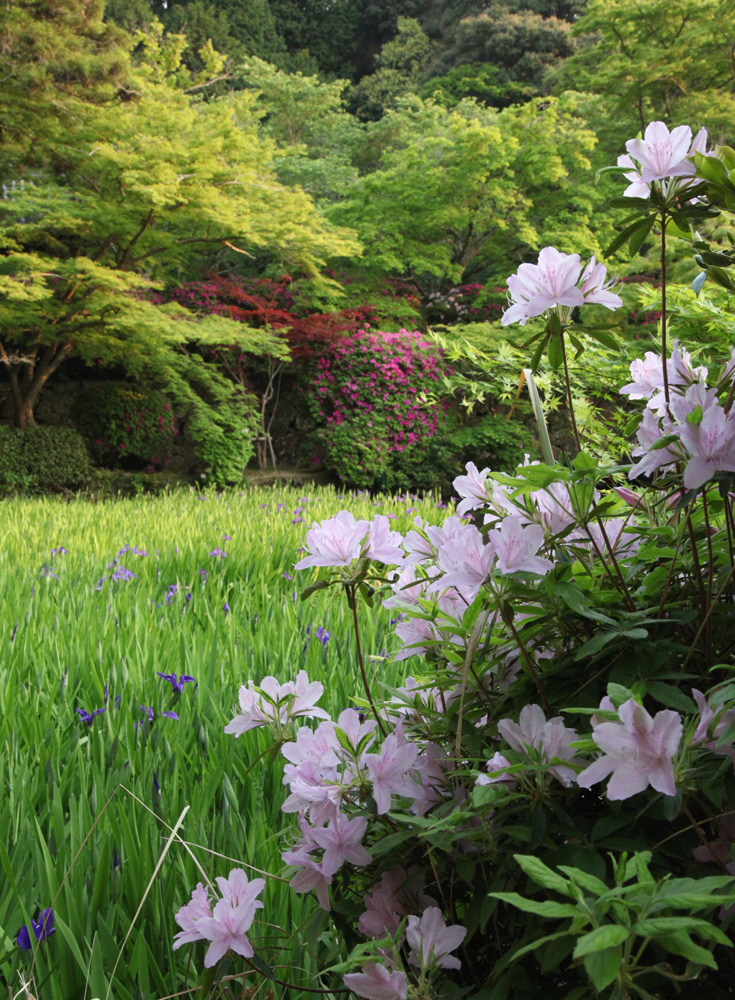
[304, 328, 451, 491]
[172, 122, 735, 999]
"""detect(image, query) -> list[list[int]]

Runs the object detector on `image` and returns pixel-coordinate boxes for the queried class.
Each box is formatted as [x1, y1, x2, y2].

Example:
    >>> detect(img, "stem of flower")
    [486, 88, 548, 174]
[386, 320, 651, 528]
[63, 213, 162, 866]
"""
[346, 583, 387, 737]
[660, 209, 670, 405]
[505, 610, 550, 714]
[560, 329, 581, 453]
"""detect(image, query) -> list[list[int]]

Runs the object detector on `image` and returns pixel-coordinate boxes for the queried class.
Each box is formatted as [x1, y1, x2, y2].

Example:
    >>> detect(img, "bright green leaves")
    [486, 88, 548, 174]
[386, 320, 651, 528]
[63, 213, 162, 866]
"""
[491, 851, 735, 996]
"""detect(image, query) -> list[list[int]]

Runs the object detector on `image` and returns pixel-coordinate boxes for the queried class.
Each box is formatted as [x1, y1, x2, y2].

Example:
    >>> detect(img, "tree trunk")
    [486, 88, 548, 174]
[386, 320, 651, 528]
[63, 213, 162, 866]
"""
[0, 340, 73, 428]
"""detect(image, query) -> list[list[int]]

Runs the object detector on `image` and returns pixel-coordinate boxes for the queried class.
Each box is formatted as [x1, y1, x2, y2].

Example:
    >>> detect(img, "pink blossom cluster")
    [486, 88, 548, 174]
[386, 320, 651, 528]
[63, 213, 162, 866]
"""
[294, 511, 404, 570]
[617, 121, 711, 199]
[623, 345, 735, 490]
[224, 670, 330, 739]
[578, 698, 683, 800]
[309, 330, 447, 466]
[172, 869, 264, 967]
[501, 248, 623, 327]
[344, 872, 466, 999]
[278, 708, 447, 909]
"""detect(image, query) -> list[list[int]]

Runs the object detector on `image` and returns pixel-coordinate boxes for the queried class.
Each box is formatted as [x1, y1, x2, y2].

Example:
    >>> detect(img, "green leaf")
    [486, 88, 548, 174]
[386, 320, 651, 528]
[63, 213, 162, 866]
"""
[488, 892, 580, 919]
[654, 931, 717, 969]
[635, 917, 731, 945]
[512, 931, 575, 963]
[686, 404, 703, 425]
[583, 946, 621, 992]
[583, 327, 620, 351]
[557, 867, 609, 897]
[547, 333, 563, 370]
[605, 216, 656, 257]
[514, 855, 577, 898]
[573, 923, 629, 958]
[629, 216, 656, 255]
[643, 681, 697, 713]
[300, 579, 330, 600]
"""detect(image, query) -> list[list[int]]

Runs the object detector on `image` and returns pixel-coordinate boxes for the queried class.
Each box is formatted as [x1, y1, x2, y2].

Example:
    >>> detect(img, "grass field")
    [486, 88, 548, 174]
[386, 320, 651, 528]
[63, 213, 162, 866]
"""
[0, 485, 451, 1000]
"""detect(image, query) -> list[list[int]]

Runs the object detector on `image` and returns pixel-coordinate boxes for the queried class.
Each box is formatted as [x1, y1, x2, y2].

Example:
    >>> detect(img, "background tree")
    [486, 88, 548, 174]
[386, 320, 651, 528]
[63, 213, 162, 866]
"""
[237, 57, 362, 199]
[553, 0, 735, 160]
[347, 17, 436, 120]
[328, 95, 607, 296]
[0, 4, 360, 428]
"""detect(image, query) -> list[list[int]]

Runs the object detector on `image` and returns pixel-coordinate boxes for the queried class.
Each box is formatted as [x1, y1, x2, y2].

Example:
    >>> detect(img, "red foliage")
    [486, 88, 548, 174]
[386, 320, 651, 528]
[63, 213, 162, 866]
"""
[164, 275, 378, 358]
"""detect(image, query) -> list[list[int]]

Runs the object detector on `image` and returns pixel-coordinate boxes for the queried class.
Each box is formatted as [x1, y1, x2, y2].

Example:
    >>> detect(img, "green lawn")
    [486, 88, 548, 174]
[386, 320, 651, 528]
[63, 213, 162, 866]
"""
[0, 485, 449, 1000]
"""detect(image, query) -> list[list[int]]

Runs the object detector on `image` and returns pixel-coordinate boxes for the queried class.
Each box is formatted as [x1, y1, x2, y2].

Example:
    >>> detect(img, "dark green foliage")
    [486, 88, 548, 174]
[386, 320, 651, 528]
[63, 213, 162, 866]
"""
[420, 61, 534, 108]
[73, 384, 177, 469]
[434, 1, 577, 92]
[445, 412, 532, 472]
[0, 425, 91, 494]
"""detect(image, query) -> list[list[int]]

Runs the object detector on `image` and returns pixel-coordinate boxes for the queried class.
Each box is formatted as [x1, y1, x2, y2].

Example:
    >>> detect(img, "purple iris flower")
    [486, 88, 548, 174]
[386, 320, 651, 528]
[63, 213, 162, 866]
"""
[306, 625, 332, 647]
[282, 571, 293, 581]
[156, 672, 196, 694]
[96, 577, 105, 591]
[153, 772, 161, 794]
[76, 707, 106, 725]
[117, 545, 148, 557]
[11, 624, 17, 643]
[223, 602, 230, 616]
[390, 614, 406, 626]
[223, 534, 232, 540]
[209, 548, 227, 558]
[17, 909, 55, 951]
[111, 567, 137, 582]
[51, 547, 68, 556]
[199, 568, 208, 581]
[137, 706, 179, 724]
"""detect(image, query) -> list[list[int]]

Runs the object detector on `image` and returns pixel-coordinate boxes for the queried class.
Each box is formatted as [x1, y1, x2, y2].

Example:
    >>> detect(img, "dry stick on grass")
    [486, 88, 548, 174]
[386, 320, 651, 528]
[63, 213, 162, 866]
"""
[105, 805, 190, 1000]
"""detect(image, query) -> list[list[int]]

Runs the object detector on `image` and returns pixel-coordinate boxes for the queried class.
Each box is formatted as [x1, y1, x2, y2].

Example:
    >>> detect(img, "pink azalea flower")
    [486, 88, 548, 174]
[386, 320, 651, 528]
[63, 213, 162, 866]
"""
[691, 689, 735, 762]
[401, 517, 434, 565]
[383, 562, 430, 608]
[476, 751, 515, 786]
[392, 593, 466, 660]
[620, 341, 706, 412]
[224, 670, 329, 737]
[172, 882, 212, 949]
[501, 247, 584, 326]
[406, 907, 466, 971]
[578, 255, 623, 310]
[497, 704, 581, 787]
[625, 121, 694, 183]
[629, 408, 679, 480]
[487, 516, 553, 575]
[364, 515, 405, 565]
[453, 461, 491, 515]
[294, 511, 369, 569]
[577, 698, 682, 800]
[344, 962, 408, 1000]
[364, 731, 420, 813]
[434, 523, 496, 598]
[285, 854, 333, 910]
[310, 815, 372, 875]
[675, 393, 735, 490]
[177, 869, 264, 968]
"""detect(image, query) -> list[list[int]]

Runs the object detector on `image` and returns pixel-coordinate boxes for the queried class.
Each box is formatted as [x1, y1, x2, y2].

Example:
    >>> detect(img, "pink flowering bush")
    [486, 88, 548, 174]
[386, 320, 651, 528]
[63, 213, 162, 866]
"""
[304, 329, 451, 491]
[172, 124, 735, 1000]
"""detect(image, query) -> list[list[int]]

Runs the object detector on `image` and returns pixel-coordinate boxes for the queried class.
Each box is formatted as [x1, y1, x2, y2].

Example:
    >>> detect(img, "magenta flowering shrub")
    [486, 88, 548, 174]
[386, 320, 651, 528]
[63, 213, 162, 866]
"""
[172, 123, 735, 1000]
[305, 329, 450, 491]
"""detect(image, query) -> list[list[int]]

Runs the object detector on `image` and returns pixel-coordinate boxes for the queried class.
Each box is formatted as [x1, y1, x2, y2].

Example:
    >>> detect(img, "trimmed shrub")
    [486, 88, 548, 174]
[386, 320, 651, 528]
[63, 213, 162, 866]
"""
[0, 425, 91, 494]
[73, 384, 177, 470]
